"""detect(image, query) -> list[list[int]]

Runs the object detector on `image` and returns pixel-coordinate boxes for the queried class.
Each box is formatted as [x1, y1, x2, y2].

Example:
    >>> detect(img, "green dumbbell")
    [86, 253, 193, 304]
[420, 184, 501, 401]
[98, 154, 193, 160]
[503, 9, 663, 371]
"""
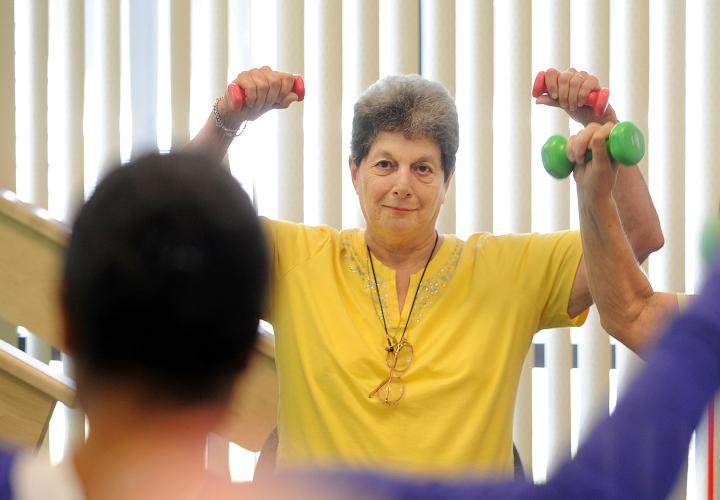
[541, 121, 646, 179]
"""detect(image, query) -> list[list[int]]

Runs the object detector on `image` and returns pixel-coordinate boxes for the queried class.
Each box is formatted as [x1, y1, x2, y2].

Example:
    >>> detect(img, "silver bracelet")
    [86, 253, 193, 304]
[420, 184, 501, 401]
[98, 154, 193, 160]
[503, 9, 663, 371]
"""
[213, 97, 247, 138]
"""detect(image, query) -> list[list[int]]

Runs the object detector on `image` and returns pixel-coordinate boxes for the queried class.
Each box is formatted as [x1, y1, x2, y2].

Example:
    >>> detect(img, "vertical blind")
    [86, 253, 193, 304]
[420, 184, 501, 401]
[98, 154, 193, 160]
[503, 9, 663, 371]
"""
[3, 0, 718, 495]
[531, 0, 570, 477]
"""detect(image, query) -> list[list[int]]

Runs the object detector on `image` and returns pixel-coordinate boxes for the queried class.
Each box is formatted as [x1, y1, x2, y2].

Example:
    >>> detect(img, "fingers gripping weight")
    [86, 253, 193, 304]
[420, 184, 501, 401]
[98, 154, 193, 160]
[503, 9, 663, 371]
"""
[532, 70, 610, 117]
[227, 75, 306, 111]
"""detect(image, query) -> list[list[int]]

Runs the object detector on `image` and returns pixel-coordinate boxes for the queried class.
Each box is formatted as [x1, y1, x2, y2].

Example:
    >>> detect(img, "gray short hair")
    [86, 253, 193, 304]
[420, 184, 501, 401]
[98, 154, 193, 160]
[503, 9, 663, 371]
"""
[351, 74, 459, 179]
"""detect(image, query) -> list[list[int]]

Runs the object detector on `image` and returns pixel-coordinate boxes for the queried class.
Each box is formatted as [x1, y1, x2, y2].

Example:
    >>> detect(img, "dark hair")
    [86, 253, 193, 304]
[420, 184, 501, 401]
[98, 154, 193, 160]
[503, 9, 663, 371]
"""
[63, 152, 268, 406]
[350, 74, 459, 179]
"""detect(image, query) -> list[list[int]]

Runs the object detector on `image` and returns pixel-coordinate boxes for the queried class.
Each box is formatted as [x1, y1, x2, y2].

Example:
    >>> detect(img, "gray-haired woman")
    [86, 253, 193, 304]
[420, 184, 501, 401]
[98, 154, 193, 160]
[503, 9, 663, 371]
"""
[187, 66, 663, 477]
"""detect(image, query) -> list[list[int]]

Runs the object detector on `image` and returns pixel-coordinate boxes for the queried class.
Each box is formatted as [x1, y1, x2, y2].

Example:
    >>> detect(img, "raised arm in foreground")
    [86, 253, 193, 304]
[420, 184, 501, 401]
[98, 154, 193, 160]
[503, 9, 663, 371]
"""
[571, 122, 677, 352]
[536, 68, 664, 323]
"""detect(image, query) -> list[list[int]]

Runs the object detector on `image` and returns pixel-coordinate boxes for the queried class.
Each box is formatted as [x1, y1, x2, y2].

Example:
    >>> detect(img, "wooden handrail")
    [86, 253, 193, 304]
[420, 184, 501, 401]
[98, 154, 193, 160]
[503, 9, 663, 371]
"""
[216, 325, 278, 451]
[0, 340, 76, 407]
[0, 190, 68, 245]
[0, 189, 68, 350]
[255, 325, 276, 359]
[0, 338, 76, 447]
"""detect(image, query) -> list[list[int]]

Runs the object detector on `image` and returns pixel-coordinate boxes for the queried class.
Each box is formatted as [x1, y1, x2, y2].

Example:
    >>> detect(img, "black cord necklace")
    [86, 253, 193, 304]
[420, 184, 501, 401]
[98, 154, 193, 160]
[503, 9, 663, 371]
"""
[366, 231, 439, 351]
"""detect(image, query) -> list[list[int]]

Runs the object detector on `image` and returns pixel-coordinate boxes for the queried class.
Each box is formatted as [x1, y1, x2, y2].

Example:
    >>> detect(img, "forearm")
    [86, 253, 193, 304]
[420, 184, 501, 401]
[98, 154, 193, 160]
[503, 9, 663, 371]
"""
[612, 164, 664, 263]
[184, 112, 236, 163]
[578, 191, 656, 351]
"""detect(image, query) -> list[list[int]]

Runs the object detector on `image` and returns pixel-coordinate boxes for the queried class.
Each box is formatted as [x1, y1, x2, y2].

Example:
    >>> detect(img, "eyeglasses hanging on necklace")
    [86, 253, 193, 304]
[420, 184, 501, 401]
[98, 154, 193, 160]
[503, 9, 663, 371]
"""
[368, 338, 414, 404]
[366, 231, 438, 405]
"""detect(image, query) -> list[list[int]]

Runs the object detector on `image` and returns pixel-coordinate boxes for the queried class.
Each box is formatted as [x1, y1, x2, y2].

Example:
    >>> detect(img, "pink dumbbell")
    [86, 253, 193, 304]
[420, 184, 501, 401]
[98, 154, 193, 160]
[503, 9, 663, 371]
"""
[227, 74, 305, 111]
[532, 70, 610, 116]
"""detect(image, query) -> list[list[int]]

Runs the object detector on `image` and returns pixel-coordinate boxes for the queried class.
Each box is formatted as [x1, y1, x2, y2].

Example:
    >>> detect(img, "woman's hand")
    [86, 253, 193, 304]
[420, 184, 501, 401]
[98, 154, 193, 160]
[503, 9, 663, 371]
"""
[570, 122, 618, 202]
[217, 66, 300, 128]
[535, 67, 617, 126]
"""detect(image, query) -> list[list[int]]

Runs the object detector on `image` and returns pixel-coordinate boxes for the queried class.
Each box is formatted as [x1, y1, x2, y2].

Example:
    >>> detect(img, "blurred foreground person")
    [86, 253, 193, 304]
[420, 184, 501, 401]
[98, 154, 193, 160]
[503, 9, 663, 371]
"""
[1, 152, 268, 500]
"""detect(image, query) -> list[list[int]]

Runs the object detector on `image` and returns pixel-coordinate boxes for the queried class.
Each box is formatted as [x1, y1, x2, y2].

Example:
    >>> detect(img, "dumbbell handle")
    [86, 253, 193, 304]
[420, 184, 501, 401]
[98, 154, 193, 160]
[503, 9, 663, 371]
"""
[227, 74, 305, 111]
[532, 71, 610, 116]
[541, 121, 645, 179]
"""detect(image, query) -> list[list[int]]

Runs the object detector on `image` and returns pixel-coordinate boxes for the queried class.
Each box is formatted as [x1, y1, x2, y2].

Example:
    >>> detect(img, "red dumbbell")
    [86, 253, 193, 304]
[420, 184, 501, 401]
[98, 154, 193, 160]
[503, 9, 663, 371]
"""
[532, 70, 609, 116]
[227, 74, 305, 111]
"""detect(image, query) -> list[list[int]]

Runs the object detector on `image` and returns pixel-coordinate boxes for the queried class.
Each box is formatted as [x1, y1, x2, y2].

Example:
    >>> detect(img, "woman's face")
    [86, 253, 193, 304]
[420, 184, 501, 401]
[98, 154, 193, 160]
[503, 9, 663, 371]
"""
[351, 131, 452, 242]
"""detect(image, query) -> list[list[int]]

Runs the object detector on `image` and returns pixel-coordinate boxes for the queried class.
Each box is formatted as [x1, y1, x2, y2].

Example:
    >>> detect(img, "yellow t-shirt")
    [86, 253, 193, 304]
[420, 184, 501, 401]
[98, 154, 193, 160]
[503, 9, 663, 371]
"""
[263, 218, 587, 476]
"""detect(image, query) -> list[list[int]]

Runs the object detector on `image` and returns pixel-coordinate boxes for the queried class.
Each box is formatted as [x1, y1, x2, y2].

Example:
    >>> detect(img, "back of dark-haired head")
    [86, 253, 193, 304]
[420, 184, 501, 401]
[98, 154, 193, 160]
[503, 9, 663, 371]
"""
[350, 74, 459, 179]
[63, 152, 268, 406]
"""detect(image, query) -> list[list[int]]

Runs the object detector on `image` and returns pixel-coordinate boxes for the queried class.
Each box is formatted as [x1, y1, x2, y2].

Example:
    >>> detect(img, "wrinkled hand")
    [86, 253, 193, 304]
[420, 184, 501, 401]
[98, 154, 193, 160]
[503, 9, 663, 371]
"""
[570, 122, 618, 202]
[535, 68, 617, 126]
[216, 66, 300, 129]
